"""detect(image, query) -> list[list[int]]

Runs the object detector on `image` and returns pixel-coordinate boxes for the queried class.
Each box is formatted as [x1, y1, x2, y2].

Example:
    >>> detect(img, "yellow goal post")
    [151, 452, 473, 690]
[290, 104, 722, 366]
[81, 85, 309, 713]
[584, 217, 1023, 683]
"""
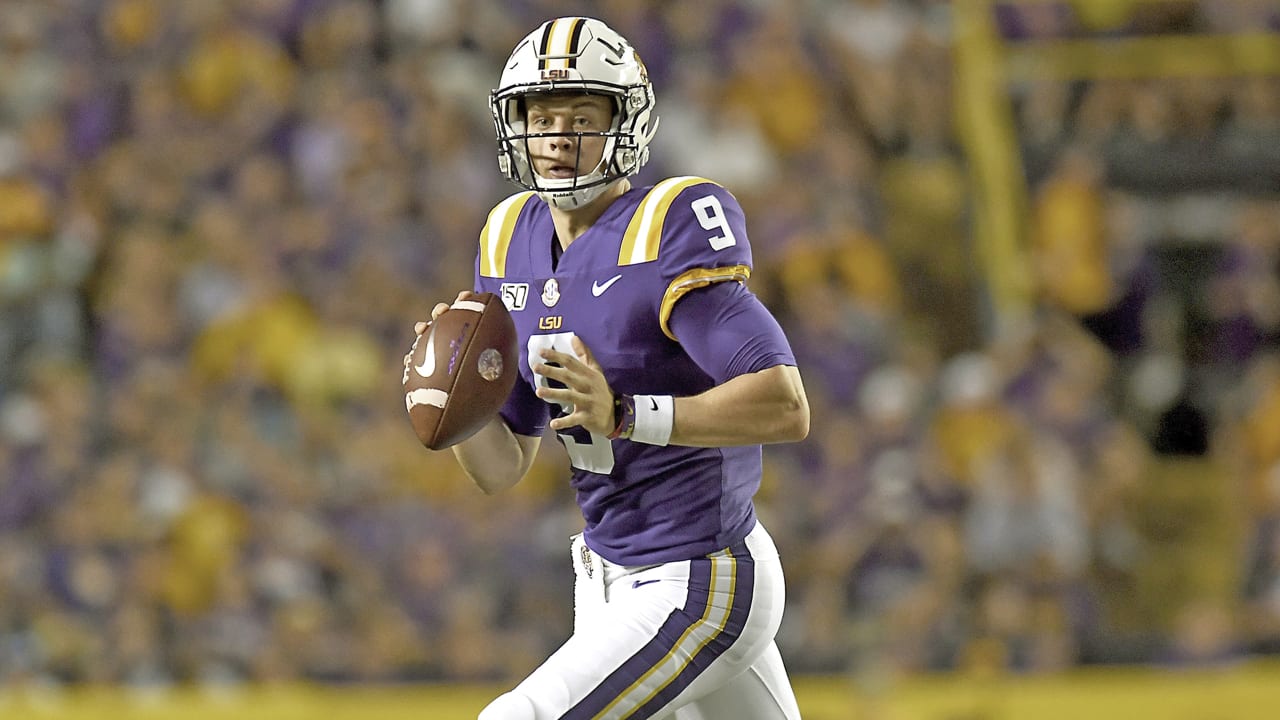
[952, 0, 1280, 325]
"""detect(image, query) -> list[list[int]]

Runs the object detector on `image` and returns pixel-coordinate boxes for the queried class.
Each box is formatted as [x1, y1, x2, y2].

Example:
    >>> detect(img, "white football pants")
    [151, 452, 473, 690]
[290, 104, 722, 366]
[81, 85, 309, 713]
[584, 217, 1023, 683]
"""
[478, 522, 802, 719]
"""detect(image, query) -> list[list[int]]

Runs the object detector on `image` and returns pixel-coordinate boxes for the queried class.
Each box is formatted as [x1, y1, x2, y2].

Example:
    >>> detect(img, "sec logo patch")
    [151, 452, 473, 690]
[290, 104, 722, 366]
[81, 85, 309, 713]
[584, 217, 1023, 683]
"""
[541, 278, 560, 308]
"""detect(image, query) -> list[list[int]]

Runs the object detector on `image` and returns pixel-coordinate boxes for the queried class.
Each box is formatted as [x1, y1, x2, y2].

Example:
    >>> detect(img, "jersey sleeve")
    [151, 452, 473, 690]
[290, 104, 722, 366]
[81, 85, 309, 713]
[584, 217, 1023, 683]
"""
[653, 179, 754, 340]
[667, 280, 796, 384]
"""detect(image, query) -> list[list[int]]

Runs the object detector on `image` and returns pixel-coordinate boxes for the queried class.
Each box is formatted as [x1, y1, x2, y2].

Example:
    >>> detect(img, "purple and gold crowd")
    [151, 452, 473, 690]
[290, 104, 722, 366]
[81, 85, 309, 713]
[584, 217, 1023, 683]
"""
[1, 0, 1279, 689]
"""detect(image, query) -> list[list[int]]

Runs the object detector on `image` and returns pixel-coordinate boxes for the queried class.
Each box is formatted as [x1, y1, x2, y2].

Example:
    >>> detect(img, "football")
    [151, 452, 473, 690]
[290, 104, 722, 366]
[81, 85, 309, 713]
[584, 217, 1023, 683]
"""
[402, 293, 519, 450]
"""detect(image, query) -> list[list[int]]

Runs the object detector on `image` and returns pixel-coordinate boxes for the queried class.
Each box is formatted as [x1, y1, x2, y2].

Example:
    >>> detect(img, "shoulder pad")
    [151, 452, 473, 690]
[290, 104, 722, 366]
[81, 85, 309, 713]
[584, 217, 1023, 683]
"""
[617, 176, 718, 266]
[478, 191, 537, 278]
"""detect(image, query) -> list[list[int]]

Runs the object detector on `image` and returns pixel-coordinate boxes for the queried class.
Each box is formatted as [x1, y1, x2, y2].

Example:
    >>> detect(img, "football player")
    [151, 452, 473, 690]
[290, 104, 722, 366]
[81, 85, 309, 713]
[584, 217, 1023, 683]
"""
[412, 16, 809, 720]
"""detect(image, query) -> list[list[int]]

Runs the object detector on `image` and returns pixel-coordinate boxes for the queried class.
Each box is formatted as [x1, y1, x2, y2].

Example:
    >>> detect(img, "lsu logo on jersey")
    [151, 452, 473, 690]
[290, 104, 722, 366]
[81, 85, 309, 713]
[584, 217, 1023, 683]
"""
[500, 282, 528, 311]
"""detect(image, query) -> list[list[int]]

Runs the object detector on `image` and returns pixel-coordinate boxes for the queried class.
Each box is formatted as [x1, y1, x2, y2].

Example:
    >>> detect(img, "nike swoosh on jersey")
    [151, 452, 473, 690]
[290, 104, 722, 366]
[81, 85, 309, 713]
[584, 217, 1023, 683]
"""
[632, 578, 661, 589]
[649, 397, 659, 411]
[591, 274, 623, 296]
[413, 323, 438, 377]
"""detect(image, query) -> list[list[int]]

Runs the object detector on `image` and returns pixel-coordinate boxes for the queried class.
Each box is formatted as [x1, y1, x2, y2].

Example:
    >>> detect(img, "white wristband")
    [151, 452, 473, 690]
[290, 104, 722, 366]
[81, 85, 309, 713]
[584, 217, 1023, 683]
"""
[630, 394, 674, 446]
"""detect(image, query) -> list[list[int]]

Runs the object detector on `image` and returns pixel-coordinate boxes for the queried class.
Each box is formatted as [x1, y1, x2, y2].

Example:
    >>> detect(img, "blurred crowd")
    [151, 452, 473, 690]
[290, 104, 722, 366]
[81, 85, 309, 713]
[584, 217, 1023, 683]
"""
[1, 0, 1279, 692]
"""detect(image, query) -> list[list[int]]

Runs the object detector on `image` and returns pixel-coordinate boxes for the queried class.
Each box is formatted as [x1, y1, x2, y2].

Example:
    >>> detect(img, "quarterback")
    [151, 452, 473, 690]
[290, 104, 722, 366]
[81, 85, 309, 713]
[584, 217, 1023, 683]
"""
[414, 16, 809, 720]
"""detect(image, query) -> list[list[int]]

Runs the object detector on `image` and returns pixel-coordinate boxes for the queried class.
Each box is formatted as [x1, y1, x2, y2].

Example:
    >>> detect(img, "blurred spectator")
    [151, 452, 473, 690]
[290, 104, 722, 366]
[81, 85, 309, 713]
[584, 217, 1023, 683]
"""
[1031, 146, 1113, 317]
[0, 0, 1275, 691]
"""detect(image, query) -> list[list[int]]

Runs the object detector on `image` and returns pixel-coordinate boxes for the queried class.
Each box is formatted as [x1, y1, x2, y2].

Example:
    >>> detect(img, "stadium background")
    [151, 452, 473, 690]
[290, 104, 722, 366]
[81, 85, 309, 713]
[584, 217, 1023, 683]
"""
[1, 0, 1279, 717]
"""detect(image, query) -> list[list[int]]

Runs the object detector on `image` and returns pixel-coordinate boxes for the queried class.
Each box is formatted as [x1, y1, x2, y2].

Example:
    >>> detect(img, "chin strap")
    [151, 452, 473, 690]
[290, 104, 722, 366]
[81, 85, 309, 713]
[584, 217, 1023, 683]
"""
[541, 178, 616, 210]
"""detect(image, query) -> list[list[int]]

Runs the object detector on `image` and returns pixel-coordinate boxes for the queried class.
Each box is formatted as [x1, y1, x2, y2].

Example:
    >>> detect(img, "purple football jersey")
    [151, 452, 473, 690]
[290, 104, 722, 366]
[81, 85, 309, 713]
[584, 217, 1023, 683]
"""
[474, 177, 767, 565]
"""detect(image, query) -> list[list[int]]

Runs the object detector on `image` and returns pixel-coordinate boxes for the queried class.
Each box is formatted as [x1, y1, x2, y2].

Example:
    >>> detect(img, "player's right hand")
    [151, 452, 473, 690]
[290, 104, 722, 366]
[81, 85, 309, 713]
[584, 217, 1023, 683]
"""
[534, 336, 615, 437]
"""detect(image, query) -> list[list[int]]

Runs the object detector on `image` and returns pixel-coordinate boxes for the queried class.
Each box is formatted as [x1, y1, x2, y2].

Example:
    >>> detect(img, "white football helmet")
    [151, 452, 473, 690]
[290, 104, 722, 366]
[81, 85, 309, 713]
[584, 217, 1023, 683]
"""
[490, 17, 658, 210]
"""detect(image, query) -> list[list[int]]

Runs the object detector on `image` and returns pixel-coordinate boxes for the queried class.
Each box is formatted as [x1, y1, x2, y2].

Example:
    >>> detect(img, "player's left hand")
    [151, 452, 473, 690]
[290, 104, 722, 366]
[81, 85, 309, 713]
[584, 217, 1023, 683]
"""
[533, 336, 614, 436]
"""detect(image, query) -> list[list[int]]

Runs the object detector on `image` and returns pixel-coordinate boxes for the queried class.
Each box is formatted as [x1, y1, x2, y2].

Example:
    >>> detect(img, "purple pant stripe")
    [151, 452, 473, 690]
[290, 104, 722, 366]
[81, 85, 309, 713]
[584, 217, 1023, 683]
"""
[562, 538, 758, 720]
[629, 553, 756, 718]
[560, 559, 715, 720]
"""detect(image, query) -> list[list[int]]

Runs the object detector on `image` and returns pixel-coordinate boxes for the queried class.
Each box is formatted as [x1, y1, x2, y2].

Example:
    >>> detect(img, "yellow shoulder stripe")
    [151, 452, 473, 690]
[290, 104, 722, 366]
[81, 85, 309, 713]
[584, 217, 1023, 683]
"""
[617, 176, 716, 267]
[478, 191, 537, 278]
[659, 265, 751, 341]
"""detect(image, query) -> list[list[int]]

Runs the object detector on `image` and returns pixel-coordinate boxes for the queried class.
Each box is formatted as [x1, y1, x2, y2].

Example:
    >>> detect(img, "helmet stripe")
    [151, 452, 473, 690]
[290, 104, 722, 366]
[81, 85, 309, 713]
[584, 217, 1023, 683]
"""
[542, 17, 581, 71]
[566, 18, 586, 68]
[536, 20, 555, 70]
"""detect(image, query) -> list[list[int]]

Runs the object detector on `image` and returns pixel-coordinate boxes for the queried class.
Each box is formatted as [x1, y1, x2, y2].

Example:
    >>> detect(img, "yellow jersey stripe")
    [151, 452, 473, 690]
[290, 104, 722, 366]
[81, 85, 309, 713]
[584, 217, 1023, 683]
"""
[659, 265, 752, 341]
[617, 176, 710, 266]
[594, 553, 738, 720]
[478, 191, 536, 278]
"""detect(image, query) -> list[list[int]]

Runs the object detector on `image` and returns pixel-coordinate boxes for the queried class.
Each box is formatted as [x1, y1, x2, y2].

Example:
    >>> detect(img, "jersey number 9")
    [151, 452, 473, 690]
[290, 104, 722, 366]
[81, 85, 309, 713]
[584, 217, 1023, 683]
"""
[691, 194, 737, 251]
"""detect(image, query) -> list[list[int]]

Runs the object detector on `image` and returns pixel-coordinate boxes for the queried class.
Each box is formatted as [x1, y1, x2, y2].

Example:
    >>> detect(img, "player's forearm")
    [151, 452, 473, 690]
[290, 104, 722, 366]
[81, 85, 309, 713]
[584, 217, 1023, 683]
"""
[669, 365, 809, 447]
[451, 416, 533, 494]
